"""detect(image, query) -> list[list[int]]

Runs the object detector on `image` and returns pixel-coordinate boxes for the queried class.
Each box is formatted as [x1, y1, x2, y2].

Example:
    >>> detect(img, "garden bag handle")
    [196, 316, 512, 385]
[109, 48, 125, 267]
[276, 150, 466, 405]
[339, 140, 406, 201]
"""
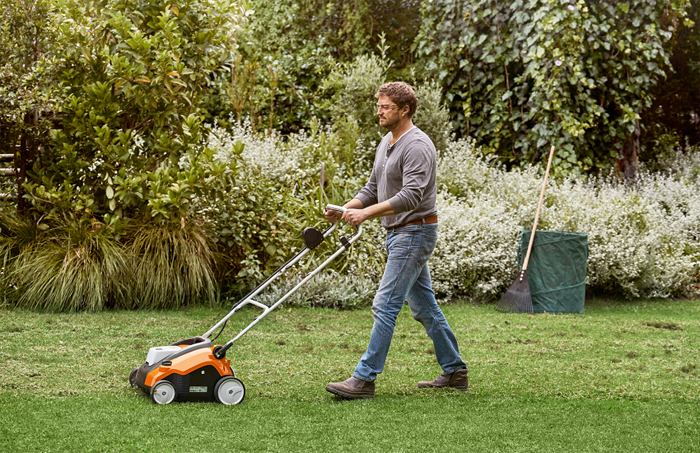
[522, 145, 555, 272]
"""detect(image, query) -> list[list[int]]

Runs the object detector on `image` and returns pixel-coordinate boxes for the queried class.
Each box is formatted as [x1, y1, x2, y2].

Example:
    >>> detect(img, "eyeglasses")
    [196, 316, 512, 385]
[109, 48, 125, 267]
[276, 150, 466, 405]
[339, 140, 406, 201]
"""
[376, 103, 399, 112]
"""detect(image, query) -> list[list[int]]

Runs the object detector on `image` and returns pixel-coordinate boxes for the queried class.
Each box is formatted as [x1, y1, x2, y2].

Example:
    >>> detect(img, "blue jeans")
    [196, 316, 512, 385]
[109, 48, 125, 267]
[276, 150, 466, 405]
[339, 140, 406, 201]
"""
[353, 224, 466, 381]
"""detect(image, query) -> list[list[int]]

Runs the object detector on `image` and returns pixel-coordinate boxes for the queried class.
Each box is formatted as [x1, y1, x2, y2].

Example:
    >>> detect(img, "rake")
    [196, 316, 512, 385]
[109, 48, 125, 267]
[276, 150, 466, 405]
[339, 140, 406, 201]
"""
[496, 145, 555, 313]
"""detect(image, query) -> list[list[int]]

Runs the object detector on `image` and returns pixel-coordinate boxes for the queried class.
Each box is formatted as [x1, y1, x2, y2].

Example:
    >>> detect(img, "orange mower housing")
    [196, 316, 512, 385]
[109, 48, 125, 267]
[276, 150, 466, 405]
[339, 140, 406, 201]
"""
[129, 337, 245, 405]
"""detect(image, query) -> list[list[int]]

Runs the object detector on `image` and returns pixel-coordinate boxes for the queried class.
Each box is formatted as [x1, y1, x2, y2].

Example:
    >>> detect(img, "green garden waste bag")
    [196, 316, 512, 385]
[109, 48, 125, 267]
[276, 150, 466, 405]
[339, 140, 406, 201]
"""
[517, 230, 589, 314]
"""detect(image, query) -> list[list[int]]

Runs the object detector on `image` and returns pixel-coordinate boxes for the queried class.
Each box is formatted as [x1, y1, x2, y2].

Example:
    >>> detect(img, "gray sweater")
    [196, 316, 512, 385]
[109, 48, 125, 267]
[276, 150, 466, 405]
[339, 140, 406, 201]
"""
[355, 127, 438, 229]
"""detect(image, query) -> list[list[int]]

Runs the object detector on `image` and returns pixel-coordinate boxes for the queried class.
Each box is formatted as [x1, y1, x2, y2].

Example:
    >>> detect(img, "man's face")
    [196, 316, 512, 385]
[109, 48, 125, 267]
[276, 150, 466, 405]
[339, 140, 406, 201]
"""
[376, 95, 403, 130]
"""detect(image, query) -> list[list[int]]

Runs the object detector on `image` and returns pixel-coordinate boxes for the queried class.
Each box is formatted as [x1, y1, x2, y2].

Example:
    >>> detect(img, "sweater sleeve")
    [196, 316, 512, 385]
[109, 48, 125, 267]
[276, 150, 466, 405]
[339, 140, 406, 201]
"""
[354, 160, 379, 208]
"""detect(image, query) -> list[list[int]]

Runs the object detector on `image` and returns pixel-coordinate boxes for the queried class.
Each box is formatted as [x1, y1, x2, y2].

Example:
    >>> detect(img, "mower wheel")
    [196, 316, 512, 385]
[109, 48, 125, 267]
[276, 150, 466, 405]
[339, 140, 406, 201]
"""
[214, 377, 245, 405]
[129, 367, 139, 388]
[150, 380, 177, 405]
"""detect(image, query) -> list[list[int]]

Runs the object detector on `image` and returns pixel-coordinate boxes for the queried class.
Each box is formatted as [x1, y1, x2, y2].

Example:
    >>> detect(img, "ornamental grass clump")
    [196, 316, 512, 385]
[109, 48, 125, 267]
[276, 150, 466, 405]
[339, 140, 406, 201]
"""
[130, 222, 218, 309]
[8, 218, 132, 311]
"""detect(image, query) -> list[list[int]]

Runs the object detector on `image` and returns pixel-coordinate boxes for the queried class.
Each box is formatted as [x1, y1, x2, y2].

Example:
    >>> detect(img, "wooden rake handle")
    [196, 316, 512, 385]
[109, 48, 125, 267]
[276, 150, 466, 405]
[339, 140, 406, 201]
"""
[522, 145, 555, 272]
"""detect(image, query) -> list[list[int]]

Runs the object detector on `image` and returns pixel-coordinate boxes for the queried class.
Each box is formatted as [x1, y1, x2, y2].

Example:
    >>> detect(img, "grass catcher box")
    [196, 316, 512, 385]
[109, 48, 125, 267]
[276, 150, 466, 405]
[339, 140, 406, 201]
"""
[517, 230, 588, 314]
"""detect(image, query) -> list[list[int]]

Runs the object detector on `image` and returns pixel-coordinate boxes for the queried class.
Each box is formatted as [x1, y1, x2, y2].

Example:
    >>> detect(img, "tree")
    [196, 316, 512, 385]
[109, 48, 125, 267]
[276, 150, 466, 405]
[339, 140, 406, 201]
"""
[413, 0, 692, 176]
[642, 0, 700, 157]
[0, 0, 61, 209]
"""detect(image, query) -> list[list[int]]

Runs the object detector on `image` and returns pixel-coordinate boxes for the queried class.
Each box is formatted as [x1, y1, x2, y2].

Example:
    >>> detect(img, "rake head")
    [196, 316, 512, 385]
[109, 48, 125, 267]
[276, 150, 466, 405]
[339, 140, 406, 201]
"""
[496, 270, 534, 313]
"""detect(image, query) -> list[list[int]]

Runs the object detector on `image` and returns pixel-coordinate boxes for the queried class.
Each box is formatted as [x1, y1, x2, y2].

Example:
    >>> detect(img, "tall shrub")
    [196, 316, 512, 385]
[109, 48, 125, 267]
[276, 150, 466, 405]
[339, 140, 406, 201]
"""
[225, 0, 424, 133]
[3, 0, 250, 310]
[0, 0, 61, 206]
[24, 0, 248, 227]
[414, 0, 693, 174]
[321, 53, 453, 175]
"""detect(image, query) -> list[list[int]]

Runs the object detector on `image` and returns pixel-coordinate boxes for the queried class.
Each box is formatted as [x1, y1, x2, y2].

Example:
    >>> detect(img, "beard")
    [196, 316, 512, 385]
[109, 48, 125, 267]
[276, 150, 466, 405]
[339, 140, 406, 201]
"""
[379, 114, 400, 130]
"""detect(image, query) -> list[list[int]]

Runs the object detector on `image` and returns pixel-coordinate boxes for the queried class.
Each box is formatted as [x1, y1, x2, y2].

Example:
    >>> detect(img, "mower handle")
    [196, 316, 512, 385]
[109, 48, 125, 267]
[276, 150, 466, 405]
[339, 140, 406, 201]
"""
[325, 204, 346, 213]
[212, 217, 362, 359]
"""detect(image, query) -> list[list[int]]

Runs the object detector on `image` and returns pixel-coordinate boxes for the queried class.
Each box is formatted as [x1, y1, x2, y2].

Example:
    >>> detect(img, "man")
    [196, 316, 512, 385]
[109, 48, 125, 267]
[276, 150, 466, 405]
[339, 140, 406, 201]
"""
[324, 81, 468, 399]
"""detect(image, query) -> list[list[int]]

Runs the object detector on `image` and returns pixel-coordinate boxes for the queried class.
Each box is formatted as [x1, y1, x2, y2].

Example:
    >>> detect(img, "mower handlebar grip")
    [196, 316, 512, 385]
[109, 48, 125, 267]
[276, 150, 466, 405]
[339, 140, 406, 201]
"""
[325, 204, 346, 213]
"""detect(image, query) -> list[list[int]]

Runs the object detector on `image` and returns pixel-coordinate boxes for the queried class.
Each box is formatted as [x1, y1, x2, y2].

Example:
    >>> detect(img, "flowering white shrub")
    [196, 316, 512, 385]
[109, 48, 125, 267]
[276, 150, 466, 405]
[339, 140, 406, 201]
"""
[433, 139, 700, 300]
[207, 118, 339, 188]
[430, 192, 522, 302]
[543, 176, 698, 298]
[256, 269, 377, 309]
[204, 119, 387, 292]
[205, 123, 700, 302]
[649, 144, 700, 182]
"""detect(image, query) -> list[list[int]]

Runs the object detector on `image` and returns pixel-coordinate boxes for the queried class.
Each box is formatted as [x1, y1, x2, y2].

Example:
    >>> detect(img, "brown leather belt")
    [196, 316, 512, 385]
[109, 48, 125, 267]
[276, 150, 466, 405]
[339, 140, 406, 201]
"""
[386, 215, 438, 230]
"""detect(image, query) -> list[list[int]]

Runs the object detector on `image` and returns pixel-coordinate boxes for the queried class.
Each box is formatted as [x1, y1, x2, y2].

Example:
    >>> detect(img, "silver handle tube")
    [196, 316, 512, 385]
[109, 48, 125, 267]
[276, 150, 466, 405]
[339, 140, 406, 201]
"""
[201, 246, 312, 338]
[203, 220, 342, 339]
[214, 223, 362, 356]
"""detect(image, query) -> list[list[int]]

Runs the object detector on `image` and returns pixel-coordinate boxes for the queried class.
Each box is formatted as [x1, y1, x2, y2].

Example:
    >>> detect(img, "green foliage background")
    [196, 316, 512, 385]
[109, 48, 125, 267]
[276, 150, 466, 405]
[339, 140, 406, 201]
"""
[412, 0, 694, 172]
[0, 0, 697, 310]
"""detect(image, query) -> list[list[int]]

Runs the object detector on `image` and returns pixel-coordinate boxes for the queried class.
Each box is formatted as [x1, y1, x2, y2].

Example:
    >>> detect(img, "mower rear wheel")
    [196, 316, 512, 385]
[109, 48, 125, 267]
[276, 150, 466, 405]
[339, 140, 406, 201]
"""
[214, 377, 245, 405]
[150, 380, 177, 404]
[129, 367, 139, 388]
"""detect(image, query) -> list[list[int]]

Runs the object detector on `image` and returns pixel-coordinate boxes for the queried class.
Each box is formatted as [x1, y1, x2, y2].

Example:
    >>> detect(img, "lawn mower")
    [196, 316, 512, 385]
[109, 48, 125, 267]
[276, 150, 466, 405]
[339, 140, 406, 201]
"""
[129, 204, 361, 405]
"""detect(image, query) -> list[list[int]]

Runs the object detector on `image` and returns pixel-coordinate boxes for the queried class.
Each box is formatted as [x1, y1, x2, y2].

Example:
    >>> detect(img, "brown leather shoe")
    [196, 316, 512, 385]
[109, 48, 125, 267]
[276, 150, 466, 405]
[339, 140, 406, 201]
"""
[417, 368, 469, 391]
[326, 376, 375, 399]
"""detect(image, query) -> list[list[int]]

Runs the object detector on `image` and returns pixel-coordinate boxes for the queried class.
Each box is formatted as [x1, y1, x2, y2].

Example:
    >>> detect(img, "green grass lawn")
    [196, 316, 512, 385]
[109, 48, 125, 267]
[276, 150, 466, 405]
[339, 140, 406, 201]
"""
[1, 298, 699, 452]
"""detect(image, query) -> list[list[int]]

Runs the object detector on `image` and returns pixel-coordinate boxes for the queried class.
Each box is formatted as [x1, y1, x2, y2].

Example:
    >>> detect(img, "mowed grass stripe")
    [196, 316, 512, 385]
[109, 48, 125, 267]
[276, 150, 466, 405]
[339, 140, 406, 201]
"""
[1, 299, 698, 401]
[1, 395, 699, 453]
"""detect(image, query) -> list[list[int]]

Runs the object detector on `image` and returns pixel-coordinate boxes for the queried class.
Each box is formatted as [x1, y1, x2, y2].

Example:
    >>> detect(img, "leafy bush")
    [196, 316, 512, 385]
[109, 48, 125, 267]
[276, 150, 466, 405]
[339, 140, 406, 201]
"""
[320, 53, 390, 171]
[414, 0, 693, 173]
[0, 0, 59, 143]
[321, 52, 454, 177]
[413, 80, 452, 153]
[24, 0, 247, 226]
[227, 0, 423, 133]
[196, 126, 300, 292]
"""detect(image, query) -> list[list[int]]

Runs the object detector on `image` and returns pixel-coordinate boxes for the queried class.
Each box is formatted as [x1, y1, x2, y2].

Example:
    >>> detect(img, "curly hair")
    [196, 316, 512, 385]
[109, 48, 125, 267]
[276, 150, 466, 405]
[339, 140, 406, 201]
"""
[375, 82, 417, 118]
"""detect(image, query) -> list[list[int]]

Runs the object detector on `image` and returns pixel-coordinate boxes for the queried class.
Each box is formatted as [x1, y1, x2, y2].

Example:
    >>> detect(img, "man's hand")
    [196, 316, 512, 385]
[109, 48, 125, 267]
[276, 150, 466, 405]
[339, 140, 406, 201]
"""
[341, 208, 368, 227]
[323, 208, 343, 224]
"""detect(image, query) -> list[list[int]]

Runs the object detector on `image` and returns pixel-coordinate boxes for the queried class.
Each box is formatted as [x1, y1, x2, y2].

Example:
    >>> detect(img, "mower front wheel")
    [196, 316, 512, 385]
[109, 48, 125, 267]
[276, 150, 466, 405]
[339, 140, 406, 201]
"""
[214, 377, 245, 405]
[150, 380, 177, 405]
